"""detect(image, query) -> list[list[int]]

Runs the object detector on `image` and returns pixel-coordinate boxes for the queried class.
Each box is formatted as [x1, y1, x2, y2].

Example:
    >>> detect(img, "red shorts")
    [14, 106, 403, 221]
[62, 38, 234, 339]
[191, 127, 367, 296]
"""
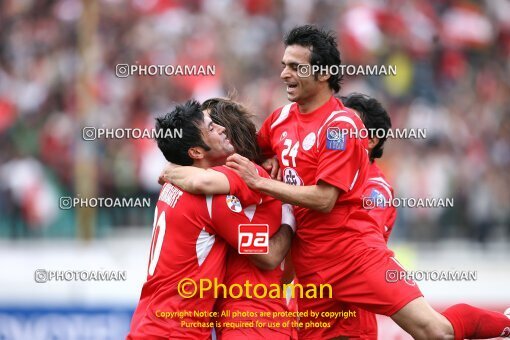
[296, 244, 422, 339]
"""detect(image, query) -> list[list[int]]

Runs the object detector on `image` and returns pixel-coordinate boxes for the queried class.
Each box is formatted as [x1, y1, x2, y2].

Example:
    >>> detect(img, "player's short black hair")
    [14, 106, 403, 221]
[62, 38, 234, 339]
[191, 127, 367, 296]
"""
[201, 98, 261, 163]
[341, 93, 392, 162]
[284, 25, 342, 93]
[155, 99, 210, 166]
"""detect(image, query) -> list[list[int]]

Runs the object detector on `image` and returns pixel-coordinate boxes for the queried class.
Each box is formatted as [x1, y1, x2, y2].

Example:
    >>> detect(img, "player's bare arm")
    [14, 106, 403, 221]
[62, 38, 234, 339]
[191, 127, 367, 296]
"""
[281, 252, 295, 285]
[241, 203, 296, 270]
[249, 223, 294, 271]
[159, 163, 230, 194]
[227, 153, 340, 213]
[160, 158, 282, 193]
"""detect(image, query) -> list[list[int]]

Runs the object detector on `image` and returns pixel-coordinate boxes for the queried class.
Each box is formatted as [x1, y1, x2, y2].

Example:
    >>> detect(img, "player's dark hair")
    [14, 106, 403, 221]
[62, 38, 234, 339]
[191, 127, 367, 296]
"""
[341, 93, 392, 162]
[155, 99, 210, 166]
[284, 25, 342, 93]
[201, 98, 261, 163]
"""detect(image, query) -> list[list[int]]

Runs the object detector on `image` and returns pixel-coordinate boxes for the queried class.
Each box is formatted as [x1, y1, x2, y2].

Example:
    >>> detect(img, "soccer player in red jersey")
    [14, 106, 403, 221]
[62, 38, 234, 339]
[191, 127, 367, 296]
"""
[226, 25, 510, 340]
[128, 100, 293, 340]
[330, 93, 396, 339]
[159, 98, 296, 340]
[342, 93, 396, 243]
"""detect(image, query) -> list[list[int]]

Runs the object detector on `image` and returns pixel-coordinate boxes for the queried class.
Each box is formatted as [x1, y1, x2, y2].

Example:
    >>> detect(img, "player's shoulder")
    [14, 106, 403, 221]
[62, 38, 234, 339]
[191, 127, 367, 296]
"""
[272, 102, 296, 116]
[368, 162, 393, 186]
[320, 98, 364, 130]
[266, 102, 296, 130]
[158, 183, 206, 206]
[365, 164, 394, 199]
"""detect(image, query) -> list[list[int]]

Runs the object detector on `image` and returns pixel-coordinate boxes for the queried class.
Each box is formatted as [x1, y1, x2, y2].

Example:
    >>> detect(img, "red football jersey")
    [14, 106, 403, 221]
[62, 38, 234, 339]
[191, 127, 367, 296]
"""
[258, 96, 381, 276]
[212, 165, 292, 338]
[362, 161, 397, 242]
[128, 179, 284, 339]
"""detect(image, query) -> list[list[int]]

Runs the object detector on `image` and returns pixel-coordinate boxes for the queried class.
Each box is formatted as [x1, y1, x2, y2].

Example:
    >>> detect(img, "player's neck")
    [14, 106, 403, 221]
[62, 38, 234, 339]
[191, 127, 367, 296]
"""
[297, 90, 333, 114]
[193, 158, 225, 169]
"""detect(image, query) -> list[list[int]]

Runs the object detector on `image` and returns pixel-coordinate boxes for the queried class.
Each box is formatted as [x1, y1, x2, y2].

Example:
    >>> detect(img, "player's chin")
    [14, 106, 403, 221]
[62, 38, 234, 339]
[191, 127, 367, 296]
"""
[226, 145, 235, 155]
[287, 92, 298, 102]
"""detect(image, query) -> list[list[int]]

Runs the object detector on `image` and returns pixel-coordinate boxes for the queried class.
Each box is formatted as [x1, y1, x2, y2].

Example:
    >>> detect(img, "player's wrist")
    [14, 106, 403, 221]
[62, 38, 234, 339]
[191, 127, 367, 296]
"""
[251, 175, 267, 191]
[281, 203, 296, 233]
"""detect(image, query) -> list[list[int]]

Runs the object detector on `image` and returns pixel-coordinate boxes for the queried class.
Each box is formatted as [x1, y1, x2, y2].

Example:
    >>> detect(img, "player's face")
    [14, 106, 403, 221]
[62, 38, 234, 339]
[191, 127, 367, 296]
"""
[199, 111, 235, 164]
[280, 45, 322, 104]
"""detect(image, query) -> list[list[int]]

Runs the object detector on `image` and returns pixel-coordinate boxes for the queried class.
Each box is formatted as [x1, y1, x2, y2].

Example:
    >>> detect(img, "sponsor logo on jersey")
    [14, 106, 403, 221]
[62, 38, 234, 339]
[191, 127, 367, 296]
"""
[226, 195, 242, 213]
[326, 127, 346, 150]
[238, 224, 269, 254]
[283, 167, 304, 186]
[302, 132, 316, 151]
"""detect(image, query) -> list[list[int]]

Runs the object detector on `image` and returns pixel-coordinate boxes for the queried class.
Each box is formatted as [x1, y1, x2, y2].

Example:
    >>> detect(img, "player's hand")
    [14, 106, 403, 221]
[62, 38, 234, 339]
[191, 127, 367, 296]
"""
[157, 162, 179, 185]
[262, 157, 282, 181]
[226, 153, 262, 189]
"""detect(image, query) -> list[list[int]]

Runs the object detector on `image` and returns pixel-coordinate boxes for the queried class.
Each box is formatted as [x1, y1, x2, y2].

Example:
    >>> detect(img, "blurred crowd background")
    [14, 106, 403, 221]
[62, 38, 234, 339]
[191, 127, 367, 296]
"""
[1, 0, 509, 243]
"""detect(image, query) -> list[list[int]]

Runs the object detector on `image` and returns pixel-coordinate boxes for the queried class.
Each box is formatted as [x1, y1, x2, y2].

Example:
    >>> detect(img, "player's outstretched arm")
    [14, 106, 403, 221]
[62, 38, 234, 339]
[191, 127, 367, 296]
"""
[226, 154, 340, 213]
[159, 163, 230, 194]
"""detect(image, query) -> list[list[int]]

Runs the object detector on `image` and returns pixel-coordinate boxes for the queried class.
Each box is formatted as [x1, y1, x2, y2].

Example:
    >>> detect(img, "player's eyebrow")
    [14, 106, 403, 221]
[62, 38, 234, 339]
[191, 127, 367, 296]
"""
[282, 60, 298, 65]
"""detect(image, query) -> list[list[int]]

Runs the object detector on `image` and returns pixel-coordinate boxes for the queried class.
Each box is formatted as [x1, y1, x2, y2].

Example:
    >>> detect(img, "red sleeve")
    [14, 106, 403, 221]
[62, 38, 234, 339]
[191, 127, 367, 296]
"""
[212, 164, 269, 206]
[315, 120, 362, 192]
[209, 195, 252, 249]
[362, 183, 396, 242]
[209, 193, 281, 250]
[257, 114, 276, 159]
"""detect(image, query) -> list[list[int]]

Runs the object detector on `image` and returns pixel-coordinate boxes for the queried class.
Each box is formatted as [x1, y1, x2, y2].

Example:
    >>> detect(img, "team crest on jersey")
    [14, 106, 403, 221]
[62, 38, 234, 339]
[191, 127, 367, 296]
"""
[362, 189, 386, 210]
[283, 167, 304, 186]
[326, 127, 347, 151]
[370, 189, 387, 207]
[302, 132, 316, 151]
[226, 195, 242, 213]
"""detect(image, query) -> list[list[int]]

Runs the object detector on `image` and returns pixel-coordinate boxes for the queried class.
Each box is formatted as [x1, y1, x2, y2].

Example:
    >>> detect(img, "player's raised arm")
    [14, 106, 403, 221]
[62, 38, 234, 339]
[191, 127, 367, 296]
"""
[159, 163, 230, 194]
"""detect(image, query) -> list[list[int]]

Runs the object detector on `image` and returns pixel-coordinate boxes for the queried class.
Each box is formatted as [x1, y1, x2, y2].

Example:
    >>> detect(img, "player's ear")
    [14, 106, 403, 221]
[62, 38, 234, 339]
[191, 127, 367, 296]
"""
[318, 72, 331, 83]
[188, 147, 204, 160]
[368, 137, 379, 150]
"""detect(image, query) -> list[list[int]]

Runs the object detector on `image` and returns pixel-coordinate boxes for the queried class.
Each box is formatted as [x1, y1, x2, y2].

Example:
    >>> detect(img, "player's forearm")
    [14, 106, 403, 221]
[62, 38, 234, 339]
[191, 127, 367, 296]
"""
[250, 224, 293, 270]
[164, 166, 198, 192]
[281, 252, 295, 284]
[253, 177, 336, 212]
[166, 167, 229, 194]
